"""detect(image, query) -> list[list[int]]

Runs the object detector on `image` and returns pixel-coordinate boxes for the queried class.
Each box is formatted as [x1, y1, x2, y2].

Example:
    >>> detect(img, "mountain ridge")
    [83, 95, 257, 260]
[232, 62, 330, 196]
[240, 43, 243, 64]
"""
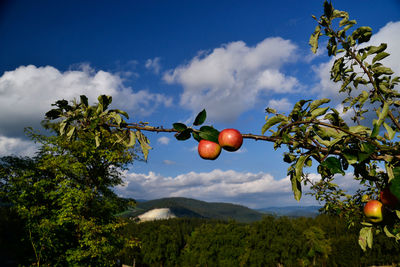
[119, 197, 320, 222]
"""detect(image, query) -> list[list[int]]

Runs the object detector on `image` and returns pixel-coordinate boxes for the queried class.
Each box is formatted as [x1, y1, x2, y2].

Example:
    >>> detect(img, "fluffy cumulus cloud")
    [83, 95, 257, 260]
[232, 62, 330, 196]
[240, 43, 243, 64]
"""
[115, 169, 355, 208]
[0, 65, 172, 155]
[313, 21, 400, 100]
[164, 37, 300, 122]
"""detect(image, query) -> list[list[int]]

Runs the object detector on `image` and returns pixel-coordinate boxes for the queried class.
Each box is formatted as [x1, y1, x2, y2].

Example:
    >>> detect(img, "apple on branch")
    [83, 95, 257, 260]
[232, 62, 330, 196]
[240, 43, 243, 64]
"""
[218, 128, 243, 152]
[198, 139, 221, 160]
[364, 200, 383, 223]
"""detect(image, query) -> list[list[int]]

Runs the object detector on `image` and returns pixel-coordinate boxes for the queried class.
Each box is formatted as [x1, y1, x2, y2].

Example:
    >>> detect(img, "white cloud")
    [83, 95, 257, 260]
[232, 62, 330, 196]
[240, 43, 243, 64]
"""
[0, 136, 38, 157]
[0, 65, 172, 139]
[267, 98, 292, 112]
[115, 169, 326, 208]
[157, 136, 170, 145]
[145, 57, 162, 74]
[164, 37, 300, 122]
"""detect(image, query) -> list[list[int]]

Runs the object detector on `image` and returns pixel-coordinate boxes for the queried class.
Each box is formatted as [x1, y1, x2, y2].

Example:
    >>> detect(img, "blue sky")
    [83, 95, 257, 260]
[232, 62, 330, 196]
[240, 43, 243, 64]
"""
[1, 0, 399, 208]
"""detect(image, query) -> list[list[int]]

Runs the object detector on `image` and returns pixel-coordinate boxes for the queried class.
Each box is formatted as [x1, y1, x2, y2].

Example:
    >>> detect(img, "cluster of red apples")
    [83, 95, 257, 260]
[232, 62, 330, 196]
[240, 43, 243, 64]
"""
[364, 187, 399, 223]
[198, 129, 243, 160]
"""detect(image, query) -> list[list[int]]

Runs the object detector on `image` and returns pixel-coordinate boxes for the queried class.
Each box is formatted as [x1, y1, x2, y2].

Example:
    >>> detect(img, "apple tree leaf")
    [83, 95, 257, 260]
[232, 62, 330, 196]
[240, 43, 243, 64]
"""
[193, 109, 207, 126]
[173, 123, 187, 132]
[199, 126, 219, 143]
[175, 128, 192, 141]
[389, 174, 400, 201]
[290, 172, 302, 201]
[359, 227, 373, 251]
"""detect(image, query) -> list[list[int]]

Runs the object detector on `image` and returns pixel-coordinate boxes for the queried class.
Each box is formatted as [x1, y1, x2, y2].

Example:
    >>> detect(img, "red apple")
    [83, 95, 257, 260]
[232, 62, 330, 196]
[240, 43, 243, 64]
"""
[218, 128, 243, 152]
[380, 187, 399, 208]
[198, 139, 221, 160]
[364, 200, 383, 223]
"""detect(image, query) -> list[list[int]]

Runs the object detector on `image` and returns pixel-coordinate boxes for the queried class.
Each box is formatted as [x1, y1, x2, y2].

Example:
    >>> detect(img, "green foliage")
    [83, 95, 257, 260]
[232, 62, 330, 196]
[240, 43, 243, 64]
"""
[259, 0, 400, 248]
[172, 109, 220, 143]
[118, 215, 400, 266]
[0, 97, 142, 266]
[45, 94, 151, 160]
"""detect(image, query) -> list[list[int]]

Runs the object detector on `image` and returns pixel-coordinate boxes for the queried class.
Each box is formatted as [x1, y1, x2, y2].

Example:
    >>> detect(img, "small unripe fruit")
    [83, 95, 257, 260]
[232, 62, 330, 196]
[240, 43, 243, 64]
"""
[198, 140, 221, 160]
[218, 129, 243, 152]
[364, 200, 383, 223]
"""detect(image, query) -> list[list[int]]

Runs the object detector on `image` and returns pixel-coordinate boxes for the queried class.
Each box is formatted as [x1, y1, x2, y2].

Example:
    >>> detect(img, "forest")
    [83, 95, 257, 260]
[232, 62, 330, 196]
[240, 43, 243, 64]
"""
[118, 215, 400, 267]
[3, 207, 400, 266]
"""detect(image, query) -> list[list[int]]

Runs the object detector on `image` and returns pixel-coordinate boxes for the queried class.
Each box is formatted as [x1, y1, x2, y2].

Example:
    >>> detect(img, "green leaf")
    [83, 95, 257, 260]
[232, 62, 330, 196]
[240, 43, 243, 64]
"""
[175, 128, 192, 141]
[295, 155, 310, 182]
[384, 226, 397, 239]
[173, 123, 187, 132]
[360, 143, 376, 154]
[136, 131, 152, 160]
[377, 102, 390, 126]
[98, 95, 112, 110]
[111, 109, 129, 119]
[262, 115, 287, 134]
[352, 26, 372, 44]
[390, 174, 400, 201]
[290, 172, 302, 201]
[309, 25, 322, 54]
[66, 126, 76, 141]
[343, 151, 358, 165]
[321, 157, 345, 175]
[323, 0, 333, 18]
[192, 131, 202, 142]
[59, 120, 68, 135]
[349, 125, 370, 134]
[45, 109, 62, 120]
[80, 95, 89, 107]
[109, 113, 122, 125]
[372, 52, 390, 64]
[283, 153, 296, 163]
[367, 43, 387, 55]
[383, 122, 395, 140]
[193, 109, 207, 126]
[386, 163, 394, 183]
[309, 98, 330, 112]
[359, 227, 373, 251]
[371, 121, 380, 138]
[199, 126, 220, 143]
[310, 107, 329, 118]
[95, 135, 101, 148]
[372, 66, 394, 76]
[127, 130, 136, 147]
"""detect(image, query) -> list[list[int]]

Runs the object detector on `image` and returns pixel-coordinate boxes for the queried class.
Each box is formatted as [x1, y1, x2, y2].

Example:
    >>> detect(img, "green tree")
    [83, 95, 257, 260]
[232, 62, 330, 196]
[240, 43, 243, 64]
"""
[181, 221, 247, 266]
[302, 226, 331, 266]
[0, 96, 146, 266]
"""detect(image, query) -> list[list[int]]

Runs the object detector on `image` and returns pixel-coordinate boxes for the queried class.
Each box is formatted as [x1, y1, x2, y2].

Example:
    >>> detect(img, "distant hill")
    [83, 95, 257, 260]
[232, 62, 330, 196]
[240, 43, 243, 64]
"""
[121, 197, 264, 223]
[118, 197, 321, 222]
[257, 206, 321, 218]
